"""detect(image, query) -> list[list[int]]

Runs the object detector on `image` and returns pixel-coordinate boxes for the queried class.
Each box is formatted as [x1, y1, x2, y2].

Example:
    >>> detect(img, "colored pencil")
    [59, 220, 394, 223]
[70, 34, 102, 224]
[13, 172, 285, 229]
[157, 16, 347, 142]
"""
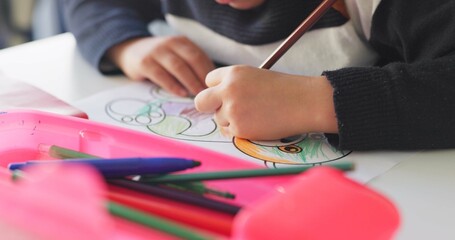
[40, 144, 234, 199]
[7, 166, 212, 239]
[39, 144, 98, 159]
[164, 182, 236, 199]
[139, 162, 354, 183]
[259, 0, 337, 69]
[8, 157, 201, 177]
[108, 179, 241, 215]
[108, 185, 234, 236]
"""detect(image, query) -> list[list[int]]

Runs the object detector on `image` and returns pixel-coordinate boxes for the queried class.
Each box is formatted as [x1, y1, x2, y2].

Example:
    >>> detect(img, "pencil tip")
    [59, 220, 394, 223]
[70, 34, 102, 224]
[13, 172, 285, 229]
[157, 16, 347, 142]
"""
[225, 193, 236, 199]
[192, 160, 202, 167]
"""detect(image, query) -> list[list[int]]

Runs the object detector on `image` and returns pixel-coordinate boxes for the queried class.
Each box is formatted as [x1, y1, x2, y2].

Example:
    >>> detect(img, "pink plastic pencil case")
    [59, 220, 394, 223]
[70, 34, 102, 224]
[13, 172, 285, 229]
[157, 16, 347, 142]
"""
[0, 110, 400, 239]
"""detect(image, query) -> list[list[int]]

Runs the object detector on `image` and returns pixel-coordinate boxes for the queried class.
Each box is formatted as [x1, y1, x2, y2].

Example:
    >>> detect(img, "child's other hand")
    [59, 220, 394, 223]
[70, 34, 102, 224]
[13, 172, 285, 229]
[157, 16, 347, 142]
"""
[194, 65, 338, 140]
[108, 36, 215, 97]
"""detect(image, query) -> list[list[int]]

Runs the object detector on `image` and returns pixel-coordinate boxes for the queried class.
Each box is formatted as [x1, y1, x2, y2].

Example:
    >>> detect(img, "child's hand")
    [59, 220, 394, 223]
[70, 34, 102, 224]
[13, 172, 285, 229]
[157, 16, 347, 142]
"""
[194, 65, 338, 140]
[108, 36, 215, 97]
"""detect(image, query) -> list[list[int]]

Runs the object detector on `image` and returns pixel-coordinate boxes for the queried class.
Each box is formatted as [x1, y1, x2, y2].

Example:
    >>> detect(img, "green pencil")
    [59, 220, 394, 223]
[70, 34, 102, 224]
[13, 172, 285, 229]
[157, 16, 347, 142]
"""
[140, 162, 355, 184]
[163, 182, 236, 199]
[108, 201, 211, 240]
[40, 144, 99, 159]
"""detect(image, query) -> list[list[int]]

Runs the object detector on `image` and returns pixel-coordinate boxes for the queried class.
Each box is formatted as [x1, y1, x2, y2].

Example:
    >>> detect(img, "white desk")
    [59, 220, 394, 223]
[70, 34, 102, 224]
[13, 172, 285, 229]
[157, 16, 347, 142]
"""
[1, 33, 455, 240]
[0, 33, 128, 102]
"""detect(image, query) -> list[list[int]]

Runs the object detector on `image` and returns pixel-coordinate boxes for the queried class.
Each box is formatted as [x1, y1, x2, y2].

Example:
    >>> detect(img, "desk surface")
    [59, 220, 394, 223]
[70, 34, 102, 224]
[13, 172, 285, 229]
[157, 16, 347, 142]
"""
[0, 33, 128, 103]
[1, 33, 455, 240]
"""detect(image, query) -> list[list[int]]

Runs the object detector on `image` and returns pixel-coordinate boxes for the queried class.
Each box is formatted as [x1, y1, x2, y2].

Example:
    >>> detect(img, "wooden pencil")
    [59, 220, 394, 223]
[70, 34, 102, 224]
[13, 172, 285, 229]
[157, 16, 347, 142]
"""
[259, 0, 338, 69]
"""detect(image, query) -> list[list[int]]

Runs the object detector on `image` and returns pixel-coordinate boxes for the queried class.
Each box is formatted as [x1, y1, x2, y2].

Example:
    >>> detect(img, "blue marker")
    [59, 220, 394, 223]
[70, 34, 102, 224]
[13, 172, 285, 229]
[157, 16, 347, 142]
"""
[8, 157, 201, 178]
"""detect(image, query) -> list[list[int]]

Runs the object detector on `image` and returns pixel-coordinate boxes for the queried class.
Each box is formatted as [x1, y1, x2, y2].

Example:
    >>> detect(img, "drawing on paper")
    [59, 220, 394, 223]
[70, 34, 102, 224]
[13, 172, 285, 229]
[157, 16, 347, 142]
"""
[104, 84, 350, 165]
[233, 133, 350, 167]
[105, 87, 228, 142]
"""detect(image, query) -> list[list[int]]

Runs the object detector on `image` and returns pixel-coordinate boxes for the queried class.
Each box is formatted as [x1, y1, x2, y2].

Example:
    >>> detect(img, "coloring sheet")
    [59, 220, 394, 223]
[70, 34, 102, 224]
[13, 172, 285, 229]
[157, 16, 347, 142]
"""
[74, 81, 418, 183]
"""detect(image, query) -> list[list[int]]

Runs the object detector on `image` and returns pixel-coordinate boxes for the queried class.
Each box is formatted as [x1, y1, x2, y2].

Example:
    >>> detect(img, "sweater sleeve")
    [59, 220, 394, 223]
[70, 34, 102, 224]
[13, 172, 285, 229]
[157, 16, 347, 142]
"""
[62, 0, 163, 73]
[323, 0, 455, 150]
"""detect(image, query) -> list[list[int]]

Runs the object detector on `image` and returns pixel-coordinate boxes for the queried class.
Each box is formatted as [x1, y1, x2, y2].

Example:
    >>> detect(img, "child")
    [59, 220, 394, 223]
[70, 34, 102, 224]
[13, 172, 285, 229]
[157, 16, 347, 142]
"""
[64, 0, 455, 150]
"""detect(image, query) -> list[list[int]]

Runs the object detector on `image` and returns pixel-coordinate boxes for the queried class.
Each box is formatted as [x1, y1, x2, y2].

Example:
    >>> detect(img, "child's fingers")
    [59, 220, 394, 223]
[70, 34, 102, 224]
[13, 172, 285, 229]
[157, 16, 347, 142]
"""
[194, 87, 222, 113]
[156, 50, 205, 95]
[205, 67, 227, 87]
[141, 59, 187, 97]
[218, 125, 232, 138]
[213, 110, 230, 128]
[172, 38, 215, 84]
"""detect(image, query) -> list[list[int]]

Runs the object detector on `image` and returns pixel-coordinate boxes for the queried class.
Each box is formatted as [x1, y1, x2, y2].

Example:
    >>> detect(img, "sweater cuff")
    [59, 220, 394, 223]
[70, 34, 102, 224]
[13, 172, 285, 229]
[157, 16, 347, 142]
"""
[76, 19, 151, 74]
[323, 67, 403, 150]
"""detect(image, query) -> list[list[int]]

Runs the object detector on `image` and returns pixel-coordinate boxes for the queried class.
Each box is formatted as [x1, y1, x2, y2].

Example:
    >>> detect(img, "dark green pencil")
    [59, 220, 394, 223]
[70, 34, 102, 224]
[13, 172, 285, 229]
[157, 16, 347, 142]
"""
[140, 162, 355, 184]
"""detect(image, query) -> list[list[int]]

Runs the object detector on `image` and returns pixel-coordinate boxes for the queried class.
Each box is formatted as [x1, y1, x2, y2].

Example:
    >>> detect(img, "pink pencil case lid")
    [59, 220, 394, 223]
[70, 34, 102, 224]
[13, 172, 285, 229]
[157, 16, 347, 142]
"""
[0, 110, 400, 239]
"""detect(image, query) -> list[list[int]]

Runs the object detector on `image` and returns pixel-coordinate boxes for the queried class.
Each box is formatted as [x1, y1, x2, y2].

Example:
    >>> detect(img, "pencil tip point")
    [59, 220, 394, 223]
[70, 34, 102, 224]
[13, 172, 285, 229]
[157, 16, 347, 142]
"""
[192, 160, 202, 167]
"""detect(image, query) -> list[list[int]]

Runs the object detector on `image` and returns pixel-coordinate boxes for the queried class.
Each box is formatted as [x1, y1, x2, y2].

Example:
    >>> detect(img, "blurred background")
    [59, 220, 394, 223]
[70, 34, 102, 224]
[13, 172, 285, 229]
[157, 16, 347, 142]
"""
[0, 0, 65, 49]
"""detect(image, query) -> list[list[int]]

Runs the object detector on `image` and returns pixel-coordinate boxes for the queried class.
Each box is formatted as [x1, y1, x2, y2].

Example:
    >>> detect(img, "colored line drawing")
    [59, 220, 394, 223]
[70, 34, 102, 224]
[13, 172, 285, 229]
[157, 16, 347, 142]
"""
[104, 84, 350, 166]
[105, 87, 228, 142]
[233, 133, 351, 167]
